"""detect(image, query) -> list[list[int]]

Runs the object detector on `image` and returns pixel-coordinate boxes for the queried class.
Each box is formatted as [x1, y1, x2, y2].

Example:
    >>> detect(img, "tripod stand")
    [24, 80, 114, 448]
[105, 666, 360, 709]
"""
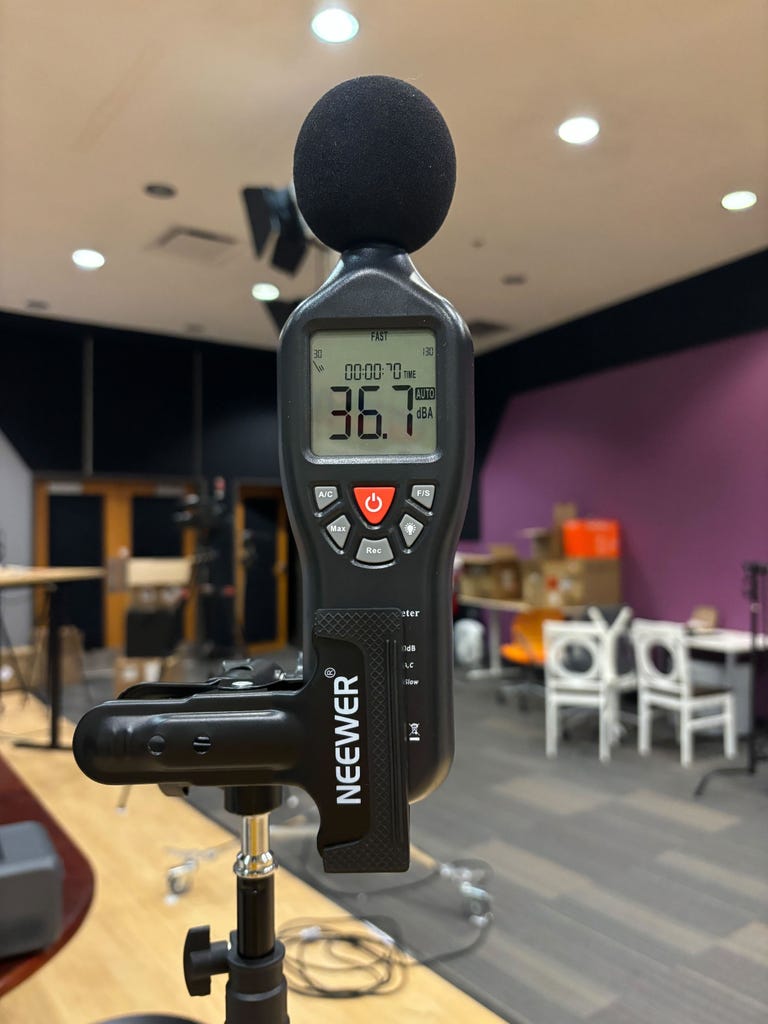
[695, 562, 767, 797]
[182, 785, 289, 1024]
[99, 785, 289, 1024]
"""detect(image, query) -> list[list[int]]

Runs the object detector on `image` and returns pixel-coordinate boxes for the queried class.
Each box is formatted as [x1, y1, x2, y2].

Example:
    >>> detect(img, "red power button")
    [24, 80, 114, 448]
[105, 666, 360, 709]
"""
[353, 486, 395, 525]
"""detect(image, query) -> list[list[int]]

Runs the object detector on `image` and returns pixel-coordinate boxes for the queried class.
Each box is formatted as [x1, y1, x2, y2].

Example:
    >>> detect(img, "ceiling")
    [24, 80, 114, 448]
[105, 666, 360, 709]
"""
[0, 1, 766, 355]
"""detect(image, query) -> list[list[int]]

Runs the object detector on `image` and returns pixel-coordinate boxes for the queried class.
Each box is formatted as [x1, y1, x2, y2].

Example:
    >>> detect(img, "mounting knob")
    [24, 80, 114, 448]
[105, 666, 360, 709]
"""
[183, 924, 229, 996]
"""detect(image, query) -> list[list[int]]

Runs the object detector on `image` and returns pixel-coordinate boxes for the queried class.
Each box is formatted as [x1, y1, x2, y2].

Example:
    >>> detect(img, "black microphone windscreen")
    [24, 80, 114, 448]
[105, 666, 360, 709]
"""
[293, 76, 456, 254]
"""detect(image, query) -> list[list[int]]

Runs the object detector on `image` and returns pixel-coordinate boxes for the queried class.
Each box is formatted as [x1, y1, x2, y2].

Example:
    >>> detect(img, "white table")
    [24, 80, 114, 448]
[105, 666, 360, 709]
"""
[455, 595, 585, 679]
[455, 595, 531, 678]
[686, 629, 765, 734]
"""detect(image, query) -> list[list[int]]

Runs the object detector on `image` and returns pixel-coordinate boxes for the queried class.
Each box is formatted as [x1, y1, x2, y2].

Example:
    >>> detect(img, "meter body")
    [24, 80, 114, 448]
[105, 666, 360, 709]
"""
[279, 245, 474, 802]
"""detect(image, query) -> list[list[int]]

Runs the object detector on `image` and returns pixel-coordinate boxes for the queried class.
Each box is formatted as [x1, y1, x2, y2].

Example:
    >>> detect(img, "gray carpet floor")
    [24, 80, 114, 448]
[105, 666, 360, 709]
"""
[59, 652, 768, 1024]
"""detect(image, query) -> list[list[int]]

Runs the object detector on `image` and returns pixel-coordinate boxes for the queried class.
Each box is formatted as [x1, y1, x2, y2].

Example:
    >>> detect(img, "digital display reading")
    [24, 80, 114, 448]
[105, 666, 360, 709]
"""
[310, 329, 437, 456]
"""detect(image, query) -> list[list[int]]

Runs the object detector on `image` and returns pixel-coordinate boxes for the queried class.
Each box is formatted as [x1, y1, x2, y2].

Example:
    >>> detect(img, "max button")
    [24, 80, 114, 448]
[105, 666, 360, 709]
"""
[326, 515, 351, 549]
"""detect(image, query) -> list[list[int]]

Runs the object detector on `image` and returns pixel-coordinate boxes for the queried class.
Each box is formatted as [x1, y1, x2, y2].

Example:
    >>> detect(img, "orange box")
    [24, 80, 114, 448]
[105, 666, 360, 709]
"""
[562, 519, 621, 559]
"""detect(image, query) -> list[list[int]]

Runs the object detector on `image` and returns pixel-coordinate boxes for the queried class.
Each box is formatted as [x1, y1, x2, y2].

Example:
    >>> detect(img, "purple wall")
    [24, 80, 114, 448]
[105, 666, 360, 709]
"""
[480, 330, 768, 629]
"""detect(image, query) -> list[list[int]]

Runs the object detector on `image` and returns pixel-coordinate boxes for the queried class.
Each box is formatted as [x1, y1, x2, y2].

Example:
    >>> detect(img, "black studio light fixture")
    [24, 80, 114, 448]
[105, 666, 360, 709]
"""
[241, 186, 309, 275]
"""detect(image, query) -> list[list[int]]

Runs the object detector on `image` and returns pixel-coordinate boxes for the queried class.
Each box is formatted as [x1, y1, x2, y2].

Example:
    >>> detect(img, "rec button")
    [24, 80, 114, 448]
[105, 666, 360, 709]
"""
[355, 537, 394, 564]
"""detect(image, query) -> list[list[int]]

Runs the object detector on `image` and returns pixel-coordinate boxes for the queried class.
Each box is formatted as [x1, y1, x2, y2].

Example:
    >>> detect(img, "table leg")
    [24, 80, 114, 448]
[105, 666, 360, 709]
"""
[466, 609, 515, 679]
[16, 585, 70, 752]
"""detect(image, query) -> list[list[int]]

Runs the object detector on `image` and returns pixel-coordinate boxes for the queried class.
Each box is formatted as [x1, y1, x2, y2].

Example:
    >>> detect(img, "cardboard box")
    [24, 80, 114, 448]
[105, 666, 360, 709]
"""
[519, 528, 554, 560]
[32, 626, 84, 687]
[113, 653, 185, 696]
[541, 558, 622, 608]
[457, 554, 497, 598]
[0, 645, 36, 691]
[521, 560, 546, 606]
[521, 502, 579, 559]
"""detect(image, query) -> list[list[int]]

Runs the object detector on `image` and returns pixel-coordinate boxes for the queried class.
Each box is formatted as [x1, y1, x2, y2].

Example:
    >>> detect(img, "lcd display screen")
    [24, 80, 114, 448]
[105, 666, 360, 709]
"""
[310, 329, 437, 456]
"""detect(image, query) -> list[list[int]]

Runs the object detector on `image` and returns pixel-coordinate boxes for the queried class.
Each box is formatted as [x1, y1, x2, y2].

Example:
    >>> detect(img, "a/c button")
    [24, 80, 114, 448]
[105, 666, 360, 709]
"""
[355, 537, 394, 565]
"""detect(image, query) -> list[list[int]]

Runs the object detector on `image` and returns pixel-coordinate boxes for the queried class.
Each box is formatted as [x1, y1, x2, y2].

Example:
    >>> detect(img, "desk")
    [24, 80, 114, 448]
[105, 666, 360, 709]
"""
[455, 595, 531, 678]
[0, 566, 105, 750]
[686, 629, 766, 734]
[455, 595, 587, 680]
[0, 750, 94, 996]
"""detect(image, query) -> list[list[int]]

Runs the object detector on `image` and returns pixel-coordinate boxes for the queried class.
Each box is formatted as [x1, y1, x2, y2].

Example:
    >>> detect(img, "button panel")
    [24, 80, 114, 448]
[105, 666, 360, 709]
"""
[315, 482, 436, 567]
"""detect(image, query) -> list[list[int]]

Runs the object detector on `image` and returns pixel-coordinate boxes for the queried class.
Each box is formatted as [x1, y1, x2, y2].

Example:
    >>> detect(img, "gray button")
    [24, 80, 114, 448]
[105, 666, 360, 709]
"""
[410, 484, 435, 510]
[314, 486, 338, 511]
[399, 514, 424, 547]
[326, 515, 351, 549]
[356, 537, 394, 564]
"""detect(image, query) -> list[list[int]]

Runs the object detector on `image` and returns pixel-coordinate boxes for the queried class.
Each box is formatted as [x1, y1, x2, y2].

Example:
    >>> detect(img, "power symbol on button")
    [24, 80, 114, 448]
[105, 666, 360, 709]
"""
[353, 486, 395, 525]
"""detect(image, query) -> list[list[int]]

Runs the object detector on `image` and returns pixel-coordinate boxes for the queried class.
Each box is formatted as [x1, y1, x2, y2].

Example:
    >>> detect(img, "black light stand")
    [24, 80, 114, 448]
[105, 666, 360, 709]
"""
[182, 785, 289, 1024]
[695, 561, 767, 797]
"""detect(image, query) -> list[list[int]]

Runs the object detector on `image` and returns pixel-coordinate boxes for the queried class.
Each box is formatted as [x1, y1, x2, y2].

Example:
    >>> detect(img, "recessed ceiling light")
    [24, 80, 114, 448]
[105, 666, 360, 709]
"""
[251, 283, 280, 302]
[557, 116, 600, 145]
[311, 8, 359, 43]
[72, 248, 105, 270]
[144, 183, 177, 198]
[501, 273, 527, 286]
[721, 190, 757, 211]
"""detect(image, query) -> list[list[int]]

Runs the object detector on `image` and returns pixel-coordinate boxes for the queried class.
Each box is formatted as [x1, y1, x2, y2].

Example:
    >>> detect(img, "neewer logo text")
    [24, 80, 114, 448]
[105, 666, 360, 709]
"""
[332, 673, 362, 804]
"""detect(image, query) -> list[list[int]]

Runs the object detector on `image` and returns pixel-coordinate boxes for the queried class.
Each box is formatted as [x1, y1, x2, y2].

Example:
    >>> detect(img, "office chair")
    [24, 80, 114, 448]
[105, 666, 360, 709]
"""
[496, 608, 564, 708]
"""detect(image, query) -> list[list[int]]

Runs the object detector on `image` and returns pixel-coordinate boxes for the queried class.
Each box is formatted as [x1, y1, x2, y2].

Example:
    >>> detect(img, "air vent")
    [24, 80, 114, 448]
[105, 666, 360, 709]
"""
[466, 319, 512, 339]
[153, 227, 237, 264]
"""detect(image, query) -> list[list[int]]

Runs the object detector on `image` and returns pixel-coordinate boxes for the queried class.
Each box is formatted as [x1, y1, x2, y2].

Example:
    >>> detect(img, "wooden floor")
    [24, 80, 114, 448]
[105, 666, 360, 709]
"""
[0, 692, 504, 1024]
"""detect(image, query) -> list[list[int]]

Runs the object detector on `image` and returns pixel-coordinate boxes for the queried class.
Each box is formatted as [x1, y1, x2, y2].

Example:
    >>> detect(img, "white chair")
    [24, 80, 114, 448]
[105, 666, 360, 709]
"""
[587, 605, 637, 740]
[544, 614, 632, 762]
[630, 618, 737, 767]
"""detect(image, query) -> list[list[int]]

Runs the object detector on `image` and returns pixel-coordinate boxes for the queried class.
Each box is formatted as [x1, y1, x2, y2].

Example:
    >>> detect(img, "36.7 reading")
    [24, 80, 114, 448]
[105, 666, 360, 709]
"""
[329, 384, 415, 439]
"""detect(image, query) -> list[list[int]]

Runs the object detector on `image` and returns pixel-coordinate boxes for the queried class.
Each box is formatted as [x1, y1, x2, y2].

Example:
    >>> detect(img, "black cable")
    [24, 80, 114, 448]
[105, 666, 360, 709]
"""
[277, 865, 494, 1000]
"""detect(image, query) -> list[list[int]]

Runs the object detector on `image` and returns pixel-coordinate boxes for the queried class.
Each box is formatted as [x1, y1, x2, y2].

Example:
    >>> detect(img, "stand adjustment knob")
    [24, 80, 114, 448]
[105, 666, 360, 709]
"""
[183, 925, 229, 997]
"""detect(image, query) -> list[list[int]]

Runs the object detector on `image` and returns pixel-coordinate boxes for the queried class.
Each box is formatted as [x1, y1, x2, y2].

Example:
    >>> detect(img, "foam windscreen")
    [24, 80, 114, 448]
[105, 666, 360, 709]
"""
[293, 76, 456, 254]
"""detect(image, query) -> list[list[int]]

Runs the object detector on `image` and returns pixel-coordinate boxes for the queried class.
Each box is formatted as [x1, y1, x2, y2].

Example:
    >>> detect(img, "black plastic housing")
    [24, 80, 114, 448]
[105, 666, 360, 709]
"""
[278, 245, 474, 802]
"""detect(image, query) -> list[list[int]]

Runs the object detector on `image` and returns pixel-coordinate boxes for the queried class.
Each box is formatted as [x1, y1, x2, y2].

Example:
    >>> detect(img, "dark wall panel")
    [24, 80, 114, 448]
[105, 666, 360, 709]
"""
[0, 314, 82, 470]
[92, 332, 196, 475]
[201, 346, 279, 480]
